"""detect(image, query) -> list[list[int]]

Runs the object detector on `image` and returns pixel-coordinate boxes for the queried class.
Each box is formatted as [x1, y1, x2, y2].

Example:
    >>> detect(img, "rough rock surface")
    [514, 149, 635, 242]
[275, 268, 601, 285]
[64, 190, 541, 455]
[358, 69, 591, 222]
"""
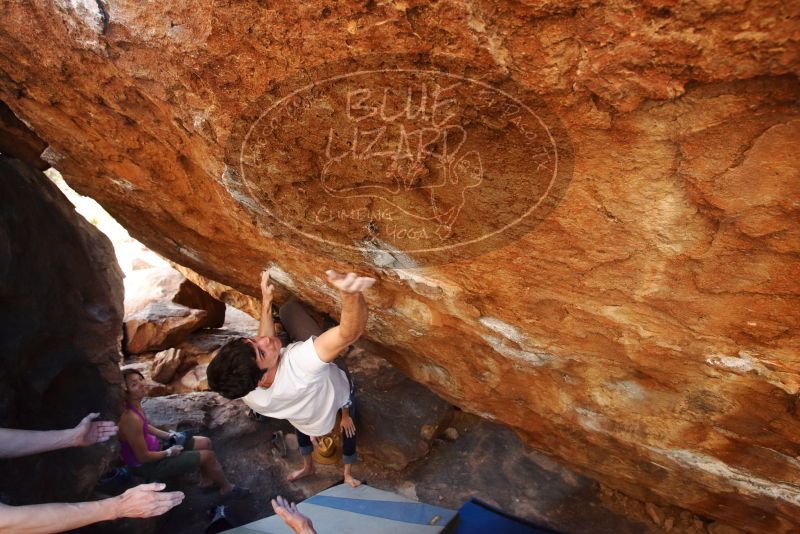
[0, 101, 48, 170]
[150, 348, 187, 384]
[345, 345, 455, 470]
[173, 265, 261, 319]
[125, 266, 225, 329]
[179, 363, 208, 391]
[0, 157, 124, 504]
[0, 2, 799, 531]
[134, 395, 658, 534]
[142, 392, 226, 432]
[124, 301, 208, 354]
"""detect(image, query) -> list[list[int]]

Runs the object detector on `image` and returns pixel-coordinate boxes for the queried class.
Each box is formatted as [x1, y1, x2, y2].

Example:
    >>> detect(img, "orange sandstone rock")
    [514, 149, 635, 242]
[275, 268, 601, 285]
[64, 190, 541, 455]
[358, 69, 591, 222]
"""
[0, 1, 798, 531]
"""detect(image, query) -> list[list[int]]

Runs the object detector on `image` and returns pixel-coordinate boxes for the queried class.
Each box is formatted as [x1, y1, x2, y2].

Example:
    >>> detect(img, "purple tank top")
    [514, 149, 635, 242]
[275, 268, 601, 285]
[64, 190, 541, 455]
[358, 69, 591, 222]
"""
[120, 402, 160, 467]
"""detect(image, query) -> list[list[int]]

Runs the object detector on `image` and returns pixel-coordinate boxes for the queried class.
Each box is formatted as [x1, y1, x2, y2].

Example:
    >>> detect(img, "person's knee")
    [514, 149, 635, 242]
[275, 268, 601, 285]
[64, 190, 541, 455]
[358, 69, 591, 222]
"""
[194, 436, 213, 450]
[198, 449, 217, 465]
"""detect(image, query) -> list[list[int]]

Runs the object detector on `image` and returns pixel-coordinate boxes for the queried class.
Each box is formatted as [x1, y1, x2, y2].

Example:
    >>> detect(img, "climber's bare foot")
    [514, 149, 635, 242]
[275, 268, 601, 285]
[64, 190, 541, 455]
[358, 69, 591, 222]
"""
[287, 465, 315, 482]
[344, 474, 362, 488]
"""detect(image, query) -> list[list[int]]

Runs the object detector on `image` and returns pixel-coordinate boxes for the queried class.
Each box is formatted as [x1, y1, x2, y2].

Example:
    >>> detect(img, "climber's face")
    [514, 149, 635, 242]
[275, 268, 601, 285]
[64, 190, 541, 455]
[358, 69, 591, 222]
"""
[247, 335, 281, 369]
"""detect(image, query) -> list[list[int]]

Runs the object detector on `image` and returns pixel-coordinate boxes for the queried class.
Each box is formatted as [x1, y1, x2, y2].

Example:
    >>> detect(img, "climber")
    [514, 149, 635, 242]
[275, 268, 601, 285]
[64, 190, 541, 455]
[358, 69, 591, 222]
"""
[207, 269, 374, 487]
[118, 369, 249, 498]
[0, 416, 184, 533]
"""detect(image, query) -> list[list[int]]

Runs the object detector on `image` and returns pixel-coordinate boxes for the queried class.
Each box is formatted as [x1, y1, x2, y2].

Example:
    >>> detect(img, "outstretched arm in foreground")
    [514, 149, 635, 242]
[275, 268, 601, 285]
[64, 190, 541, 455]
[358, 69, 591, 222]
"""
[271, 496, 317, 534]
[0, 414, 118, 458]
[313, 271, 375, 363]
[0, 483, 184, 534]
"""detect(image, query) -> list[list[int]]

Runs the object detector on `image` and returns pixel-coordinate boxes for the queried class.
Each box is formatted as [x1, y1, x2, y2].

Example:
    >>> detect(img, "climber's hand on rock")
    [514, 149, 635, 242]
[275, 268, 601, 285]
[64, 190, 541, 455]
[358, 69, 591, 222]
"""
[314, 270, 371, 363]
[260, 270, 274, 302]
[326, 270, 375, 294]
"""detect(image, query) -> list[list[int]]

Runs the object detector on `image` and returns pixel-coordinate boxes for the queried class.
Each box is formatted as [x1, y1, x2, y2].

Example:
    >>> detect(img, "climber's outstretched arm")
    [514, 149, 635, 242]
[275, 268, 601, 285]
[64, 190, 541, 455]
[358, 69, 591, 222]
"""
[313, 271, 374, 363]
[258, 270, 276, 338]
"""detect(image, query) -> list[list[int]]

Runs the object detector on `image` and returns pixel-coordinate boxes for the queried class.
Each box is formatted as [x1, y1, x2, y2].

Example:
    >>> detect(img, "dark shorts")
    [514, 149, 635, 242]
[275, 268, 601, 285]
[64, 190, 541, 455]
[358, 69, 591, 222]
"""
[130, 436, 201, 482]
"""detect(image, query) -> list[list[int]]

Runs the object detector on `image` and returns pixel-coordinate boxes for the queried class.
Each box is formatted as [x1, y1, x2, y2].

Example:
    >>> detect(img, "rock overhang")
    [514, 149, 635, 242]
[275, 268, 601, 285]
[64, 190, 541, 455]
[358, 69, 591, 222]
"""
[0, 1, 798, 531]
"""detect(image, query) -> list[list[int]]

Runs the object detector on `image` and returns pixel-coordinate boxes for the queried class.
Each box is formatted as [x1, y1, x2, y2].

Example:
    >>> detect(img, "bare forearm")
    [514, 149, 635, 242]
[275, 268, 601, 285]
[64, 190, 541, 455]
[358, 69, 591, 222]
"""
[0, 428, 77, 458]
[147, 425, 170, 440]
[139, 448, 170, 463]
[0, 499, 119, 533]
[258, 299, 275, 337]
[313, 271, 374, 363]
[338, 293, 366, 342]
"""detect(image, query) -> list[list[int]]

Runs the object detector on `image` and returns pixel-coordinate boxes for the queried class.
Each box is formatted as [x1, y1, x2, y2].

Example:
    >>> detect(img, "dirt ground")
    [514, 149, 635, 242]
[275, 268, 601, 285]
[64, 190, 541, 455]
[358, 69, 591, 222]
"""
[87, 309, 734, 534]
[91, 411, 657, 534]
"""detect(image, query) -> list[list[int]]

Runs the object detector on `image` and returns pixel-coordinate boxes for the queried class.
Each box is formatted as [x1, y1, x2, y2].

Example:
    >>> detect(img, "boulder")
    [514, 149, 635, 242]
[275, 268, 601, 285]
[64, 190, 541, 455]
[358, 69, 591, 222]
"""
[150, 348, 187, 384]
[0, 157, 123, 504]
[122, 266, 227, 354]
[124, 266, 225, 328]
[443, 427, 459, 441]
[177, 331, 230, 358]
[407, 413, 654, 534]
[124, 301, 207, 354]
[142, 392, 257, 440]
[176, 307, 257, 358]
[345, 346, 455, 470]
[1, 2, 799, 530]
[142, 392, 220, 431]
[180, 363, 209, 391]
[172, 265, 262, 320]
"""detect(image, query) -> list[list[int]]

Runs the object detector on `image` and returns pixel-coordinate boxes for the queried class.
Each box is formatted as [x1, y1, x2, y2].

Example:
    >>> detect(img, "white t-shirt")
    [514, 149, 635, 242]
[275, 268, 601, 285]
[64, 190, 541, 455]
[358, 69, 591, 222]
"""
[242, 337, 351, 436]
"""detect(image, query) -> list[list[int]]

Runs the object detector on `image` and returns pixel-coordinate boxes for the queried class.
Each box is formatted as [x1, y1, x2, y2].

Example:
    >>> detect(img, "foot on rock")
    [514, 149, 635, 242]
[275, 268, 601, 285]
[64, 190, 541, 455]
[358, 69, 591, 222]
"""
[344, 475, 362, 488]
[287, 466, 315, 482]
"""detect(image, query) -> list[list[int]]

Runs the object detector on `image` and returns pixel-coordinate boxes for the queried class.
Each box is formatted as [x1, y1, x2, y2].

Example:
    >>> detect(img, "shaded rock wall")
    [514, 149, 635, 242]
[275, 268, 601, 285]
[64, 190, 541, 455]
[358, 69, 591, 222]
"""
[0, 157, 124, 503]
[0, 100, 48, 170]
[0, 1, 798, 530]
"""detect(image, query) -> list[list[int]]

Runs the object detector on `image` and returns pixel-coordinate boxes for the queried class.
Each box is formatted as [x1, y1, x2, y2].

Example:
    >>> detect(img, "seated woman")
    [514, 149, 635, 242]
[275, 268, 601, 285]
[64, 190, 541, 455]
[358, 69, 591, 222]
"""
[118, 369, 248, 498]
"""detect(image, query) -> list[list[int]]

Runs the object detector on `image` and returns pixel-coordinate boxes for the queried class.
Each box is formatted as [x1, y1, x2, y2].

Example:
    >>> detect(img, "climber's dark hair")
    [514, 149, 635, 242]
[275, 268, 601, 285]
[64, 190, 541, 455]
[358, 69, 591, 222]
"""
[207, 338, 262, 399]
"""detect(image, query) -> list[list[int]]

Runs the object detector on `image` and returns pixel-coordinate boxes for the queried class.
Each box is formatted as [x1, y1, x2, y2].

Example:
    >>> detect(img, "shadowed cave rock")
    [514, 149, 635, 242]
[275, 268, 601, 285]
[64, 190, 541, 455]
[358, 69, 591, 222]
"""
[0, 156, 124, 504]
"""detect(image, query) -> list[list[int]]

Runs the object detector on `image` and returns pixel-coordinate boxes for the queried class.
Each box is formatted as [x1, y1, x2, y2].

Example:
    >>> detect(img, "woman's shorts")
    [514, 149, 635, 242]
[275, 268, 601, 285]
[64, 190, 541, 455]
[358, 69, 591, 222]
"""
[130, 436, 201, 482]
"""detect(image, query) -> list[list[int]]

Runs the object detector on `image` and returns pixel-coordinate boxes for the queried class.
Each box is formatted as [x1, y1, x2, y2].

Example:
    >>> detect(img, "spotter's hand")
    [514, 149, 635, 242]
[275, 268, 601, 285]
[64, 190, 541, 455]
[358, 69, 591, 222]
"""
[72, 413, 118, 447]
